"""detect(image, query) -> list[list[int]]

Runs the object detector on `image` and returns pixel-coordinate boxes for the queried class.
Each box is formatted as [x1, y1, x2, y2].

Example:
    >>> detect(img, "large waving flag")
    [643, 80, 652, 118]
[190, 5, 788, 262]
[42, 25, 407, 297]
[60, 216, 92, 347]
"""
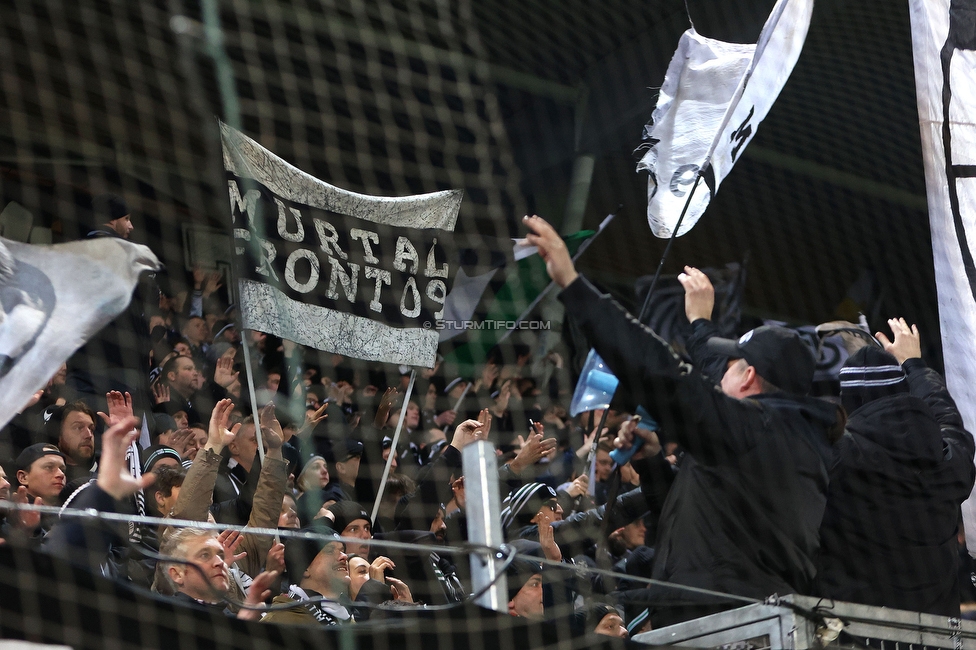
[636, 0, 814, 237]
[0, 236, 160, 429]
[221, 123, 516, 368]
[909, 0, 976, 552]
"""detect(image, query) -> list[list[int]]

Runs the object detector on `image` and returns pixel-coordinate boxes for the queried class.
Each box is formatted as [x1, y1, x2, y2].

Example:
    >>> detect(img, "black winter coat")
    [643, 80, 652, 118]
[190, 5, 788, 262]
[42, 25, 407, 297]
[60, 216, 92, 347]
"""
[560, 276, 838, 600]
[816, 358, 976, 615]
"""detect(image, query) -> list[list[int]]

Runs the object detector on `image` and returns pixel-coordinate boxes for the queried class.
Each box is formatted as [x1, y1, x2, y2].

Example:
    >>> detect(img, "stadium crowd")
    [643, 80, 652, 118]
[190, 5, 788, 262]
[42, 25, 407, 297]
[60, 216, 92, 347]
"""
[0, 201, 974, 640]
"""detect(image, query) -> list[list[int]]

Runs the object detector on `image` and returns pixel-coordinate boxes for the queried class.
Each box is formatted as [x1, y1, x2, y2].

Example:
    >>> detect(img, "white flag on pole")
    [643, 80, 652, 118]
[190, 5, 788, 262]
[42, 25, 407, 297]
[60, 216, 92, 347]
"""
[637, 0, 814, 238]
[909, 0, 976, 552]
[0, 237, 160, 430]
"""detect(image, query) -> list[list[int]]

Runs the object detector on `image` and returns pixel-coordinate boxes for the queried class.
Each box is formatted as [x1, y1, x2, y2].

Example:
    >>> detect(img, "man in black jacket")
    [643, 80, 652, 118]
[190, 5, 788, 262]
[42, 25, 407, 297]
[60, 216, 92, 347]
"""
[524, 215, 840, 621]
[816, 319, 976, 615]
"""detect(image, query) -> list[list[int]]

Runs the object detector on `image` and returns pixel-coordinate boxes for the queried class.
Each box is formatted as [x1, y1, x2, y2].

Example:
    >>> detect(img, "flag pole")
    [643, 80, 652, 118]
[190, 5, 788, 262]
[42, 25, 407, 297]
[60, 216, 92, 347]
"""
[637, 172, 704, 324]
[371, 369, 417, 523]
[239, 330, 266, 465]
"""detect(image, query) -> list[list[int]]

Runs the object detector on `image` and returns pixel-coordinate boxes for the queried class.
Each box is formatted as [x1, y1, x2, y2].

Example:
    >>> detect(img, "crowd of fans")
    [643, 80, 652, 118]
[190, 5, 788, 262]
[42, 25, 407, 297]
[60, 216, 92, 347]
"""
[1, 202, 975, 641]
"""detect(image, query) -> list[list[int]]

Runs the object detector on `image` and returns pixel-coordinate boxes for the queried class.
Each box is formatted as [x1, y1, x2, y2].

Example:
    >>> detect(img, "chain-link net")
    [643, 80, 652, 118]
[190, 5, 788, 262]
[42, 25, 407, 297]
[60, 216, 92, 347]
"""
[0, 0, 969, 648]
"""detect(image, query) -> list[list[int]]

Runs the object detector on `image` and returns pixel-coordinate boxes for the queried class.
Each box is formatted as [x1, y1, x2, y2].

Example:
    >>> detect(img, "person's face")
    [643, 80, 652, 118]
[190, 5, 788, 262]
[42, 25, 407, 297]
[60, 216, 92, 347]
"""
[231, 424, 258, 463]
[595, 612, 628, 638]
[335, 455, 361, 485]
[381, 447, 398, 471]
[183, 318, 209, 346]
[59, 410, 95, 465]
[307, 458, 330, 489]
[173, 411, 189, 429]
[347, 556, 370, 600]
[430, 508, 447, 542]
[448, 381, 468, 399]
[109, 215, 133, 239]
[531, 499, 561, 525]
[266, 373, 281, 393]
[0, 466, 10, 501]
[340, 518, 372, 557]
[168, 357, 200, 394]
[406, 402, 420, 429]
[594, 449, 613, 482]
[173, 342, 192, 358]
[509, 574, 544, 620]
[169, 535, 230, 601]
[17, 454, 66, 505]
[184, 427, 207, 461]
[306, 541, 350, 590]
[279, 495, 300, 529]
[621, 519, 646, 550]
[720, 358, 754, 398]
[155, 485, 181, 515]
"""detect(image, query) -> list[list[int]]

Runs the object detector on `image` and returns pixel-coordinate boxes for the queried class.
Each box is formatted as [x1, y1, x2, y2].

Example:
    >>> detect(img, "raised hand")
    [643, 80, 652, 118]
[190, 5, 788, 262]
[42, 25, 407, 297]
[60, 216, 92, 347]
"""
[265, 542, 285, 574]
[206, 399, 240, 453]
[566, 474, 589, 498]
[876, 317, 921, 364]
[151, 382, 171, 406]
[168, 428, 197, 458]
[537, 509, 562, 562]
[509, 427, 557, 475]
[10, 486, 42, 532]
[236, 570, 279, 621]
[387, 576, 414, 603]
[373, 387, 400, 428]
[613, 416, 661, 460]
[213, 355, 240, 389]
[202, 270, 223, 298]
[98, 391, 135, 429]
[298, 403, 328, 438]
[677, 266, 715, 323]
[259, 403, 284, 453]
[96, 416, 155, 500]
[522, 215, 578, 288]
[217, 529, 247, 566]
[368, 556, 396, 581]
[450, 409, 491, 450]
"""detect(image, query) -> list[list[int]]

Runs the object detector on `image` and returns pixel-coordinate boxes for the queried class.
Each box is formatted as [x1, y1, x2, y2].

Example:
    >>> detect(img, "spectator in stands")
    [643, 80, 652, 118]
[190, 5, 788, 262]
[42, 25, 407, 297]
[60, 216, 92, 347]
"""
[87, 194, 133, 240]
[45, 402, 97, 484]
[265, 522, 353, 625]
[816, 319, 976, 616]
[588, 603, 628, 639]
[158, 355, 205, 423]
[525, 214, 842, 623]
[323, 439, 364, 503]
[159, 526, 277, 620]
[506, 557, 544, 620]
[16, 443, 66, 509]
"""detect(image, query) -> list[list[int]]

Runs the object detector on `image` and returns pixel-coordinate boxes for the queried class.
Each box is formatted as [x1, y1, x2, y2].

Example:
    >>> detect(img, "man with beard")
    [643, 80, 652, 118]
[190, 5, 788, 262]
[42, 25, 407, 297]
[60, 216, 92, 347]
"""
[46, 402, 97, 484]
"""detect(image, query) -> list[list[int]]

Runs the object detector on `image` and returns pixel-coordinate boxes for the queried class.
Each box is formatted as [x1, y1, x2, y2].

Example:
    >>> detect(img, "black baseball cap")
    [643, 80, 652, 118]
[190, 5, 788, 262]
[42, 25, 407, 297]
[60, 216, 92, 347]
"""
[16, 443, 66, 472]
[705, 325, 816, 395]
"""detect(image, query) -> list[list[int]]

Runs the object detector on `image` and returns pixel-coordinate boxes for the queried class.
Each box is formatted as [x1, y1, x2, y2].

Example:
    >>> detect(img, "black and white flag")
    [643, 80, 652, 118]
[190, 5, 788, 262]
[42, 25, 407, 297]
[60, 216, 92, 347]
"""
[636, 0, 813, 237]
[0, 237, 160, 430]
[221, 123, 512, 368]
[910, 0, 976, 549]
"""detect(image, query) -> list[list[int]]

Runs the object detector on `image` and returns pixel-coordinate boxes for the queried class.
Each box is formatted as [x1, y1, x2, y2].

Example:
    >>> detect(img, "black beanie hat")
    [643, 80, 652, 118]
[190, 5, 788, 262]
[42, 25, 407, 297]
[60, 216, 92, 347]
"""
[327, 500, 371, 534]
[839, 346, 908, 414]
[92, 193, 129, 222]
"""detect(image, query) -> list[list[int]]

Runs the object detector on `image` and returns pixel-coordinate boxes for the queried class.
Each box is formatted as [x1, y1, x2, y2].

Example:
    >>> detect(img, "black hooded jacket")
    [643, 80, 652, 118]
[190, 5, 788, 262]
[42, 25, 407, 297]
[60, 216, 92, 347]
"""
[560, 276, 839, 601]
[816, 358, 976, 615]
